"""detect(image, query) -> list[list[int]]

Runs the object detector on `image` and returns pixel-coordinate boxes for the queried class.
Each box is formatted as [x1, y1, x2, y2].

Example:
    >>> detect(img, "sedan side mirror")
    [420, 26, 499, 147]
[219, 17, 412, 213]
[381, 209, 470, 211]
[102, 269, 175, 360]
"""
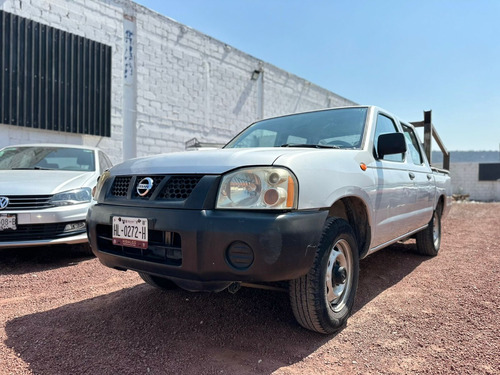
[377, 133, 407, 159]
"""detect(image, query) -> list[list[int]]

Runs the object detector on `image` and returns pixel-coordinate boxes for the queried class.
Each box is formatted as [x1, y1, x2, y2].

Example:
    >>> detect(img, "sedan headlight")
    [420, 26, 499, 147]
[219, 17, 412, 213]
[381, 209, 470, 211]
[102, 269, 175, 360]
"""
[50, 188, 92, 206]
[216, 167, 297, 209]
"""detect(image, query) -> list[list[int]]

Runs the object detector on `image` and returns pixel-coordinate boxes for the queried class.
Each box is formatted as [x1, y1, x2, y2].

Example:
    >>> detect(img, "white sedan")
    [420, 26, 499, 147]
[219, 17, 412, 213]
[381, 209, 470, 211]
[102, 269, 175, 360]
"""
[0, 144, 112, 250]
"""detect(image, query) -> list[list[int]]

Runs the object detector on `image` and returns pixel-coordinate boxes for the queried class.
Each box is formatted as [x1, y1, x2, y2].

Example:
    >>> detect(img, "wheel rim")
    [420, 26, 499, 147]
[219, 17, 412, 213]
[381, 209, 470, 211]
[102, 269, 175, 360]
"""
[325, 238, 353, 313]
[433, 211, 441, 248]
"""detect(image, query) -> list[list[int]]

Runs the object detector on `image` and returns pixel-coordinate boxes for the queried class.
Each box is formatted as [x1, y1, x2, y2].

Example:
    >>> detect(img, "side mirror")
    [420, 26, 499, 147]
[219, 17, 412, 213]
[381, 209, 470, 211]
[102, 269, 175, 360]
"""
[377, 133, 407, 159]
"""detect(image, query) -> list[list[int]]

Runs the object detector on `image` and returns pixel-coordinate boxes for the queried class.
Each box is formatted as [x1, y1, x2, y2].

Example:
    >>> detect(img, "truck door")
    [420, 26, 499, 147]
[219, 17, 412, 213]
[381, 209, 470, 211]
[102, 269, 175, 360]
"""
[402, 123, 435, 229]
[371, 113, 417, 247]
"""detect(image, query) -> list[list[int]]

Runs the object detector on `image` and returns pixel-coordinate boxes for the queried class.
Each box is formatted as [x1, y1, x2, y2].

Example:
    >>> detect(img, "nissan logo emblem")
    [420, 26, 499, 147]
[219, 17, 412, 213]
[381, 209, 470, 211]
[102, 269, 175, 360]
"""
[0, 197, 9, 210]
[137, 177, 154, 197]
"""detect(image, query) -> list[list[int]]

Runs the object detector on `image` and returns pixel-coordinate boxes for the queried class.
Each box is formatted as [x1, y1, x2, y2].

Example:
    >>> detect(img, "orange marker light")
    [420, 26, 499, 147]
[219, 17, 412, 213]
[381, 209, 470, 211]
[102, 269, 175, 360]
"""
[286, 176, 295, 208]
[360, 163, 367, 171]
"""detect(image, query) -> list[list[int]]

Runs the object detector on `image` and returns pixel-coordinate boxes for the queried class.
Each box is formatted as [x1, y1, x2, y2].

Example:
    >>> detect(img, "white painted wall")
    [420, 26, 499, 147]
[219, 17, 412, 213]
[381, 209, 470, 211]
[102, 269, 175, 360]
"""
[449, 163, 500, 201]
[0, 0, 355, 164]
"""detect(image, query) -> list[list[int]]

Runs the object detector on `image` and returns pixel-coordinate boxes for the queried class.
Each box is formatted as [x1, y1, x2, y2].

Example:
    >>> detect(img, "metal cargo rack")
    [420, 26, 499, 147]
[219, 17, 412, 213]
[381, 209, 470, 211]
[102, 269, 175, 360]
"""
[411, 110, 450, 171]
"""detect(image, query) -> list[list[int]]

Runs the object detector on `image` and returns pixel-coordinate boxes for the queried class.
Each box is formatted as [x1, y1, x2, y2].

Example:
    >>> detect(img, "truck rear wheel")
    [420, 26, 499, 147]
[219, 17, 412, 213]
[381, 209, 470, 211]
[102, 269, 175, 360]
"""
[289, 217, 359, 334]
[139, 272, 178, 290]
[415, 205, 442, 256]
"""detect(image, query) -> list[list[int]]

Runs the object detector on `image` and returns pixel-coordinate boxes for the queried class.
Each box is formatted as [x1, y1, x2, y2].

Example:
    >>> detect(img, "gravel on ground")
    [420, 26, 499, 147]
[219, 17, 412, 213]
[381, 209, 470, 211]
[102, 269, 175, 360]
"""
[1, 202, 499, 374]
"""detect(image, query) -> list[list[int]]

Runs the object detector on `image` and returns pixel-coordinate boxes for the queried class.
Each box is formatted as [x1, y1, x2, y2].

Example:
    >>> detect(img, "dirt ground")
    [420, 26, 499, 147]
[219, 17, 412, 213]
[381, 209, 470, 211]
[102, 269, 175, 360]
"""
[0, 202, 499, 375]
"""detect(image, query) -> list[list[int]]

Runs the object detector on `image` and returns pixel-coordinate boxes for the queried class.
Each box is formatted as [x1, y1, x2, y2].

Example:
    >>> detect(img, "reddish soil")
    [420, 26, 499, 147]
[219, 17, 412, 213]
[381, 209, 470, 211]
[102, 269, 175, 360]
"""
[1, 202, 499, 374]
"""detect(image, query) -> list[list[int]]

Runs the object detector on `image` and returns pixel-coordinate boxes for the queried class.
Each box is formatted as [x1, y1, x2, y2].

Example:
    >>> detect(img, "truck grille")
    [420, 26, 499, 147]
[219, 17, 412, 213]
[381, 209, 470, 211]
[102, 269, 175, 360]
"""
[111, 176, 132, 197]
[160, 176, 202, 200]
[1, 195, 54, 210]
[132, 176, 165, 199]
[109, 175, 203, 202]
[95, 224, 182, 266]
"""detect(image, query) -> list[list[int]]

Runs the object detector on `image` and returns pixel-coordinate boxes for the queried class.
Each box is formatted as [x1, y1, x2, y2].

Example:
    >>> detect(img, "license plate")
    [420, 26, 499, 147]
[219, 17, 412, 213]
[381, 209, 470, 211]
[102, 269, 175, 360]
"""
[0, 214, 17, 231]
[112, 216, 148, 249]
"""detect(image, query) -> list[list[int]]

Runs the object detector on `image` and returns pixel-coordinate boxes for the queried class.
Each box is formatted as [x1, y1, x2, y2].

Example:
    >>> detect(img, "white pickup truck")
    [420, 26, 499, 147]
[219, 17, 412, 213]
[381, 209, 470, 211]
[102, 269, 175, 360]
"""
[88, 105, 451, 334]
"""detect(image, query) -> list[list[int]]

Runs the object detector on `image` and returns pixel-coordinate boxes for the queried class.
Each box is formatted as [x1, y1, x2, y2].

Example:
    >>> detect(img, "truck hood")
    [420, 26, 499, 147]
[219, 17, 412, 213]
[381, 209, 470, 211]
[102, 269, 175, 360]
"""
[0, 170, 96, 195]
[110, 148, 324, 175]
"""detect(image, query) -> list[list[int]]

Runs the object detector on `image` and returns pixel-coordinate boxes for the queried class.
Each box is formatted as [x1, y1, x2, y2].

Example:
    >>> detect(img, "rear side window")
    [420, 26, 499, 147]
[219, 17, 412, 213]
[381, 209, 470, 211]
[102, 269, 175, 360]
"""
[374, 114, 404, 162]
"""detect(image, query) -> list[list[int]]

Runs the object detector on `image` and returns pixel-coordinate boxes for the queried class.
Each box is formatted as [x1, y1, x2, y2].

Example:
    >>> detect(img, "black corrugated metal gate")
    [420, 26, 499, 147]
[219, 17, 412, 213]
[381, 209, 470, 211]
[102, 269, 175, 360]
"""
[0, 10, 112, 137]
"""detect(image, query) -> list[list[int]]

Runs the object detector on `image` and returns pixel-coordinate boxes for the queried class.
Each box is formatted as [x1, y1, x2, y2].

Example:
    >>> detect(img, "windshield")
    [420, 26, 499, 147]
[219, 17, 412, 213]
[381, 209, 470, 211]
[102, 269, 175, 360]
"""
[225, 107, 368, 149]
[0, 146, 96, 171]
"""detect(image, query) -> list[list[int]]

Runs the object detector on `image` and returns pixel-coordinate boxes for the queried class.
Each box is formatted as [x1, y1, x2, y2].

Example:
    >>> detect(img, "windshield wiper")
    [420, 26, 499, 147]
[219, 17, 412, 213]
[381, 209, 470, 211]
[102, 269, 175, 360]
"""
[280, 143, 340, 149]
[12, 166, 52, 170]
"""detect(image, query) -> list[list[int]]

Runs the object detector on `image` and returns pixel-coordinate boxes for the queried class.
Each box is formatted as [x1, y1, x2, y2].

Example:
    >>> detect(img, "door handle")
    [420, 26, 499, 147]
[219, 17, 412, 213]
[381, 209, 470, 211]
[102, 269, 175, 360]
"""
[409, 172, 416, 180]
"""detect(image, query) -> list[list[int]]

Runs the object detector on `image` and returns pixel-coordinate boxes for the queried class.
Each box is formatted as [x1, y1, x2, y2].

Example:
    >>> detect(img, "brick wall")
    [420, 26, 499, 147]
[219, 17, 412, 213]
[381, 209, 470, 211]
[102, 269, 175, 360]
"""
[0, 0, 354, 164]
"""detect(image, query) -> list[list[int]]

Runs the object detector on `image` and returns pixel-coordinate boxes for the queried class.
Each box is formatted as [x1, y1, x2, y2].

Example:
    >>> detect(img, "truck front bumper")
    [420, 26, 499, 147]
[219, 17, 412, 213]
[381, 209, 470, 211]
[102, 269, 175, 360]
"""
[87, 204, 328, 290]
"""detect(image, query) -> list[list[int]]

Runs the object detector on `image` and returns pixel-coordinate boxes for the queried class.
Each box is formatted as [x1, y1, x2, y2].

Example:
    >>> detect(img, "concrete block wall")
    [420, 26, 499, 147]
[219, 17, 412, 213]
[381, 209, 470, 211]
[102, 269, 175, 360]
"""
[449, 163, 500, 201]
[0, 0, 355, 164]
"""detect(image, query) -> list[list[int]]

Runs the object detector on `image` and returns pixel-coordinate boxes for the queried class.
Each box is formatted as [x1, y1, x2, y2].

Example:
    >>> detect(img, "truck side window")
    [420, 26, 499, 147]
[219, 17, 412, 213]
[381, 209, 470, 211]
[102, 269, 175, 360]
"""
[402, 124, 423, 165]
[374, 114, 404, 162]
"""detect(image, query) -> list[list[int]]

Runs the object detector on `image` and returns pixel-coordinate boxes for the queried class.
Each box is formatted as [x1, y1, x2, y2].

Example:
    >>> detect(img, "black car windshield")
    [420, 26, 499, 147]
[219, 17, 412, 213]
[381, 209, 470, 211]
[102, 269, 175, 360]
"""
[0, 146, 96, 171]
[225, 107, 368, 149]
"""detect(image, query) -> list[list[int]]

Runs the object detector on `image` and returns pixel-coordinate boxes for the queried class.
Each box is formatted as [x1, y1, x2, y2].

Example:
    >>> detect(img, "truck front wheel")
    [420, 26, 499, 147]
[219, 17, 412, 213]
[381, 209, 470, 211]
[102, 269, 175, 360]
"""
[289, 217, 359, 334]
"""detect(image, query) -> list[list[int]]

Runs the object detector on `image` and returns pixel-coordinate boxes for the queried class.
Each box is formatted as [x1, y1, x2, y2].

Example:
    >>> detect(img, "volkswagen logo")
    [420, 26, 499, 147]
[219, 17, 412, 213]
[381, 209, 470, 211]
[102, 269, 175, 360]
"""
[0, 196, 9, 210]
[137, 177, 154, 197]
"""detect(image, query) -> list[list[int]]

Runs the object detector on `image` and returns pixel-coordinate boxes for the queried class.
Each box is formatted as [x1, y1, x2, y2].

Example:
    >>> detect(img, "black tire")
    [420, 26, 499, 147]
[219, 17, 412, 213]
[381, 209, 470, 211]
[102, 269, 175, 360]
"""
[139, 272, 178, 290]
[289, 217, 359, 334]
[71, 243, 94, 256]
[415, 205, 442, 256]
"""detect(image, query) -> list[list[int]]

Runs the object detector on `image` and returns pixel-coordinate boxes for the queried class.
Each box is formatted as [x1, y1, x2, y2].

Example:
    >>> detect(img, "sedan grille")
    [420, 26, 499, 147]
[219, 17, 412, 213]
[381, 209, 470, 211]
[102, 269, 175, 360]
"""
[1, 195, 54, 210]
[0, 221, 85, 241]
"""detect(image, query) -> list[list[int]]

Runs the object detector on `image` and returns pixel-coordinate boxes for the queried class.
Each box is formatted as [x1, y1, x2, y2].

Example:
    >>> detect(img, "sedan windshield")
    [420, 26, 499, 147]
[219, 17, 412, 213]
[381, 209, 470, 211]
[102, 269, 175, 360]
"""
[0, 146, 96, 171]
[225, 107, 368, 149]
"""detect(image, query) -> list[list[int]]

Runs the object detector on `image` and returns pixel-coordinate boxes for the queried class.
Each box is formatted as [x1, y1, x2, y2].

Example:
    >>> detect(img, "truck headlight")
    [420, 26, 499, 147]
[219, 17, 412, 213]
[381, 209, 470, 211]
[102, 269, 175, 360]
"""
[50, 188, 92, 206]
[216, 167, 297, 209]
